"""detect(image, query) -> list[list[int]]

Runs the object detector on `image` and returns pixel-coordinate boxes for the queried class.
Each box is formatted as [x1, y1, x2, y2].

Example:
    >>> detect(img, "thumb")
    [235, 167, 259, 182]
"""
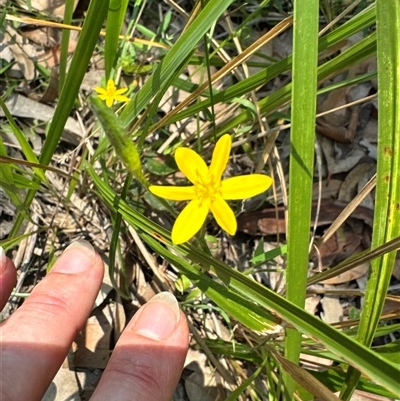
[91, 292, 189, 401]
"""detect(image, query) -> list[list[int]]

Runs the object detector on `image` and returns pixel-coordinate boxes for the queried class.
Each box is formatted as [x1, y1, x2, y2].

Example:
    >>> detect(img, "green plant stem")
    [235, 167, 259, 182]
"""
[285, 0, 319, 396]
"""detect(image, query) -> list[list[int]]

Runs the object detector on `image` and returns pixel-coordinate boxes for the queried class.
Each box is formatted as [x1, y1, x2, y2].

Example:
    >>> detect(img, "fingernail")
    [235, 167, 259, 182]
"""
[0, 246, 6, 271]
[132, 292, 180, 341]
[52, 240, 96, 274]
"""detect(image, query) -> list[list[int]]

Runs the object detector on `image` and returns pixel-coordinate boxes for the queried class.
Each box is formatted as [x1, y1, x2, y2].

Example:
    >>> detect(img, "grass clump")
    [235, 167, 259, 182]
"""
[0, 0, 399, 399]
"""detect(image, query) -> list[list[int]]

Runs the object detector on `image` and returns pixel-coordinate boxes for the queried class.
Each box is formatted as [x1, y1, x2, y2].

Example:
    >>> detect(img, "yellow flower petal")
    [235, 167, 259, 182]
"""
[106, 79, 116, 91]
[210, 196, 237, 235]
[149, 185, 196, 201]
[114, 87, 128, 95]
[175, 147, 208, 184]
[94, 79, 129, 107]
[113, 94, 130, 103]
[221, 175, 273, 200]
[209, 134, 231, 180]
[97, 93, 108, 100]
[171, 199, 209, 244]
[94, 87, 107, 95]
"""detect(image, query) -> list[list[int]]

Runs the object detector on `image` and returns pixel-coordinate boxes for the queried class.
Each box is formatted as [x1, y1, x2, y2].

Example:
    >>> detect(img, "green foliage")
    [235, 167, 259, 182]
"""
[2, 0, 399, 399]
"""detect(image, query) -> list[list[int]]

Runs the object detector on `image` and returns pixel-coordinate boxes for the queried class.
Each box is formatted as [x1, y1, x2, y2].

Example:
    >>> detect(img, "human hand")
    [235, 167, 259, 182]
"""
[0, 241, 189, 401]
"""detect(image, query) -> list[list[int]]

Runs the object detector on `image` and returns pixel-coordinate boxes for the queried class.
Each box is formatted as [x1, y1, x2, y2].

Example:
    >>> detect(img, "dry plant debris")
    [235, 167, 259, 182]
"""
[1, 0, 399, 400]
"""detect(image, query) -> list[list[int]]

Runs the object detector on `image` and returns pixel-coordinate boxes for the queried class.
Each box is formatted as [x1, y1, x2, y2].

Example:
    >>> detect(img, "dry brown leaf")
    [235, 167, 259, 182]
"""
[321, 262, 369, 285]
[305, 295, 321, 315]
[313, 179, 342, 200]
[0, 93, 83, 145]
[37, 38, 78, 69]
[272, 350, 341, 401]
[313, 226, 363, 269]
[320, 135, 367, 176]
[320, 287, 344, 323]
[237, 200, 374, 236]
[20, 26, 62, 47]
[16, 0, 79, 18]
[338, 162, 376, 203]
[3, 26, 36, 80]
[184, 349, 225, 401]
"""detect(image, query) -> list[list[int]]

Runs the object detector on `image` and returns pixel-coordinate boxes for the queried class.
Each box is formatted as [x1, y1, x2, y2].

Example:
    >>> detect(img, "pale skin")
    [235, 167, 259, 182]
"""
[0, 241, 189, 401]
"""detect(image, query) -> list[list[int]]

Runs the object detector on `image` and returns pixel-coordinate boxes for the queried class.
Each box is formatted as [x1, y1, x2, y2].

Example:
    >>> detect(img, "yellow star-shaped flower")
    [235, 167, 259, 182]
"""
[149, 134, 273, 244]
[94, 79, 130, 107]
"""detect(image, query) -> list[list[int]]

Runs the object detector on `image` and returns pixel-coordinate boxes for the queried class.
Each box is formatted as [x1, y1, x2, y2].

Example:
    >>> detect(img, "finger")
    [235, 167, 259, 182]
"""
[0, 240, 104, 401]
[91, 292, 189, 401]
[0, 246, 17, 309]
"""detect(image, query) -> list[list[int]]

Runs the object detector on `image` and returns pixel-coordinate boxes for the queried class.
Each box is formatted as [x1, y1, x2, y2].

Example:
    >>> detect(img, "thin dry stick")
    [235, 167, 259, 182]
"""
[232, 93, 377, 149]
[128, 226, 170, 292]
[187, 317, 237, 387]
[316, 174, 377, 249]
[5, 14, 169, 49]
[162, 0, 187, 18]
[5, 216, 39, 317]
[309, 136, 324, 254]
[318, 0, 368, 37]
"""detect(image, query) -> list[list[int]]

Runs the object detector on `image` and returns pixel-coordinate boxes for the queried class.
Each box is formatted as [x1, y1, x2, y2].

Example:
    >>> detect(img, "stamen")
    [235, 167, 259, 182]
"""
[194, 172, 221, 201]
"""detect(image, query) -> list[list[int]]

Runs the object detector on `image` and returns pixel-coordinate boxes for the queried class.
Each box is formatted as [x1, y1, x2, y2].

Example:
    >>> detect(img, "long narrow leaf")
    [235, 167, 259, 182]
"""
[9, 0, 110, 238]
[89, 168, 400, 396]
[105, 0, 130, 78]
[119, 0, 236, 128]
[285, 0, 319, 396]
[340, 1, 400, 398]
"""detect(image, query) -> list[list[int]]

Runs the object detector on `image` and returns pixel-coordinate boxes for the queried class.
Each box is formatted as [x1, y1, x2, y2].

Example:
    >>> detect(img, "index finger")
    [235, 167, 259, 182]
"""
[0, 246, 17, 309]
[0, 241, 104, 401]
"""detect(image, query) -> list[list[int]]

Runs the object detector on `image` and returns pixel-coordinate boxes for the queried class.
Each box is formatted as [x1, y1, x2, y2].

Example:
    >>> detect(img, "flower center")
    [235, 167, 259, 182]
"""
[194, 172, 221, 202]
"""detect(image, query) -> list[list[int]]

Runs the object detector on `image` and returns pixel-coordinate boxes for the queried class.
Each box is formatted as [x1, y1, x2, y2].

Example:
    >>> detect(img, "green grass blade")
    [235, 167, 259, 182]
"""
[0, 97, 46, 182]
[59, 0, 76, 89]
[9, 0, 110, 238]
[285, 0, 319, 395]
[149, 6, 376, 132]
[119, 0, 236, 128]
[40, 0, 110, 166]
[340, 1, 400, 399]
[105, 0, 130, 78]
[89, 168, 400, 395]
[0, 136, 22, 207]
[166, 32, 376, 140]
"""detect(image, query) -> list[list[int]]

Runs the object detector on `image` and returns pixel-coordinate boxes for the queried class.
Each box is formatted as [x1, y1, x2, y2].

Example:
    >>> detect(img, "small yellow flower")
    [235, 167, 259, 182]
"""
[94, 79, 130, 107]
[149, 134, 273, 244]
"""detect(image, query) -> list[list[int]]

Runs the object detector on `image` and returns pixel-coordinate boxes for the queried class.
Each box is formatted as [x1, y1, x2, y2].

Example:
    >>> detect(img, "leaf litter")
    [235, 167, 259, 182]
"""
[0, 1, 399, 400]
